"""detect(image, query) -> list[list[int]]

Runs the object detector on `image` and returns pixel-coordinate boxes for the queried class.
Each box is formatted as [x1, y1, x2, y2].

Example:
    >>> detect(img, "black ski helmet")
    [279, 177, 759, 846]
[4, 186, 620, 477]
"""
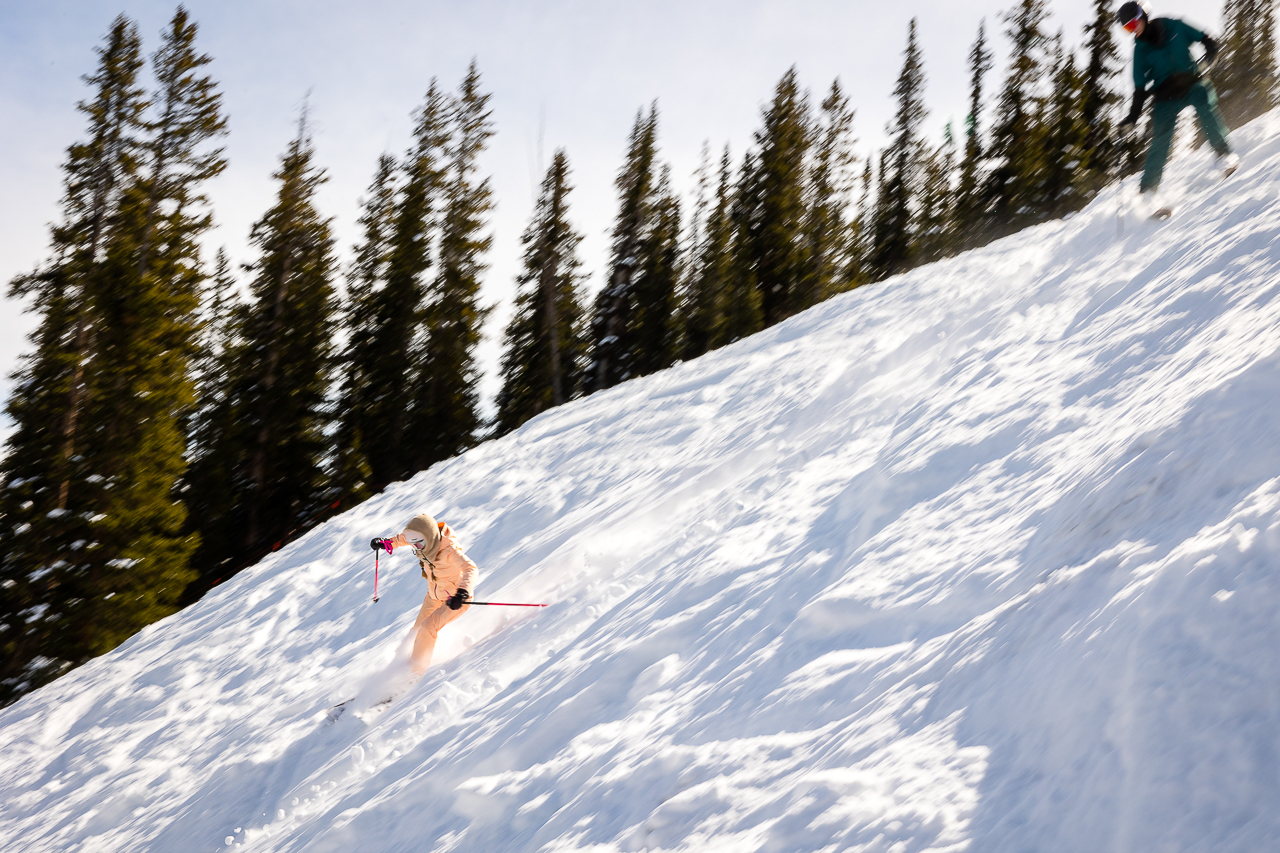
[1115, 1, 1150, 27]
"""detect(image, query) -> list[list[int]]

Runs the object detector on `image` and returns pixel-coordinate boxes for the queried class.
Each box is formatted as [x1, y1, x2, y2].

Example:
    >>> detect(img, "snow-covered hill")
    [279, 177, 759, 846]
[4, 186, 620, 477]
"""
[6, 114, 1280, 853]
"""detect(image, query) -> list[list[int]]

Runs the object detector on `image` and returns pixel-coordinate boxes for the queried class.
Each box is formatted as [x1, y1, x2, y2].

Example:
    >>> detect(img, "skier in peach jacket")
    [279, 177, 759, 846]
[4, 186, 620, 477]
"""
[372, 512, 478, 674]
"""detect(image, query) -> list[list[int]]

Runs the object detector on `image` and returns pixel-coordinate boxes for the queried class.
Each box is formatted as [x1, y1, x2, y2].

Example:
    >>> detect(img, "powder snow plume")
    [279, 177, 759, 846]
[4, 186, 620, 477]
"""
[6, 113, 1280, 853]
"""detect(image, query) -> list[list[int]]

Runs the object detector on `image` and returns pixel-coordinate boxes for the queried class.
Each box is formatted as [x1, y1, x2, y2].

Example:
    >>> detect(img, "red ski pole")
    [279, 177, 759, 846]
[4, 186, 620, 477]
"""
[467, 601, 548, 607]
[369, 538, 394, 603]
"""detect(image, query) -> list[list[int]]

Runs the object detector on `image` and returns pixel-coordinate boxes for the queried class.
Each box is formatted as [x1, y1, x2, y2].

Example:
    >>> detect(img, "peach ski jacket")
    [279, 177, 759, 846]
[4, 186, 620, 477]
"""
[412, 522, 478, 602]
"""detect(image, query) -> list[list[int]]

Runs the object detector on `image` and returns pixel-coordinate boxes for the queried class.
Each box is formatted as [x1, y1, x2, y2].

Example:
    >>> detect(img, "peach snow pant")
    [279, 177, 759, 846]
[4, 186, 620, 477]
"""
[409, 596, 470, 675]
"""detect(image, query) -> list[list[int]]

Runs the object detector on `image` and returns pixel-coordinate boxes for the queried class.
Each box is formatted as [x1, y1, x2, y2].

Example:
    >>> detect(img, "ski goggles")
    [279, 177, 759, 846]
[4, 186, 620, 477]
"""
[1122, 14, 1144, 33]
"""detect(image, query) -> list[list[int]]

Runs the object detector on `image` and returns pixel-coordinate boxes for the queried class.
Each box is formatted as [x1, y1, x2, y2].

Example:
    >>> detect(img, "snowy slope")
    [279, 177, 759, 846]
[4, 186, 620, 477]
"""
[6, 115, 1280, 853]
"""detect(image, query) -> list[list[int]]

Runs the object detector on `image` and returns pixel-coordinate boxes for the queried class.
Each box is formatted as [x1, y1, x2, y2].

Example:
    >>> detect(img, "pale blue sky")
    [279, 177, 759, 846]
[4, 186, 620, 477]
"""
[0, 1, 1222, 422]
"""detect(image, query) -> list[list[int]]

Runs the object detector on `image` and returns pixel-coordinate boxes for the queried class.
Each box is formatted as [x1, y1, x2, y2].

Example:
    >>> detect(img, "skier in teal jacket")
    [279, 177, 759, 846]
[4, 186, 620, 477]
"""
[1116, 2, 1238, 197]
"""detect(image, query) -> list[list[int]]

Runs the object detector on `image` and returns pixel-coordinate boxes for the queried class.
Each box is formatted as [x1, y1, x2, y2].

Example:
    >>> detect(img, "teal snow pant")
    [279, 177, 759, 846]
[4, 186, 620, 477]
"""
[1140, 79, 1232, 193]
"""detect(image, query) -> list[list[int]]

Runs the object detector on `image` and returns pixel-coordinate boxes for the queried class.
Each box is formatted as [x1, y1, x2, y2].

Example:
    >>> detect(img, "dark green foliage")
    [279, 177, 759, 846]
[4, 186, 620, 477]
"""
[330, 154, 397, 504]
[681, 145, 736, 359]
[628, 165, 682, 377]
[805, 81, 859, 300]
[184, 123, 337, 592]
[1, 9, 224, 705]
[744, 68, 812, 326]
[181, 249, 241, 590]
[408, 62, 495, 469]
[846, 160, 874, 286]
[0, 267, 89, 701]
[588, 105, 681, 391]
[721, 150, 765, 345]
[871, 19, 928, 278]
[916, 124, 957, 264]
[1041, 35, 1090, 217]
[1217, 0, 1279, 128]
[335, 63, 496, 486]
[339, 85, 450, 491]
[1079, 0, 1123, 181]
[134, 6, 227, 279]
[957, 20, 994, 247]
[494, 150, 589, 435]
[192, 248, 239, 399]
[986, 0, 1052, 232]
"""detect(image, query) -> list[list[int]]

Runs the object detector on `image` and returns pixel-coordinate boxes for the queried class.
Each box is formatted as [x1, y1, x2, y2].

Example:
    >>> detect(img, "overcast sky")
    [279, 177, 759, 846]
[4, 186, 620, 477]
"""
[0, 0, 1223, 430]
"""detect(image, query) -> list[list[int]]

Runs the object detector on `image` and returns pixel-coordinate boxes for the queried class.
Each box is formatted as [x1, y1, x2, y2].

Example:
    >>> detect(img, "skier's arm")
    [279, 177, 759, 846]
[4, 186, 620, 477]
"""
[456, 547, 478, 594]
[1169, 19, 1216, 69]
[1201, 34, 1219, 69]
[1132, 43, 1148, 93]
[444, 540, 478, 611]
[1120, 88, 1148, 127]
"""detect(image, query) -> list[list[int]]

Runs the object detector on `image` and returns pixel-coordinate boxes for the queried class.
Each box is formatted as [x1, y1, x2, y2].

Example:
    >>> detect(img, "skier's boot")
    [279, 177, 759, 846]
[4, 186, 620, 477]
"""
[1220, 152, 1240, 180]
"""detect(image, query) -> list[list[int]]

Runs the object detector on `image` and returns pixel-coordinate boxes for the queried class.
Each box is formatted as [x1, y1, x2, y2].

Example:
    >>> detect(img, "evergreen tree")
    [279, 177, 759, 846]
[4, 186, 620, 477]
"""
[588, 106, 659, 391]
[330, 154, 397, 506]
[916, 124, 957, 264]
[1041, 34, 1089, 217]
[339, 84, 450, 491]
[1217, 0, 1279, 128]
[805, 80, 858, 301]
[871, 19, 928, 278]
[682, 144, 736, 358]
[191, 248, 239, 402]
[494, 150, 589, 435]
[185, 121, 338, 590]
[847, 158, 875, 287]
[133, 6, 227, 282]
[722, 150, 765, 343]
[629, 164, 682, 377]
[408, 62, 493, 470]
[0, 263, 91, 702]
[681, 144, 716, 359]
[181, 248, 241, 590]
[1, 10, 225, 704]
[1079, 0, 1122, 183]
[986, 0, 1052, 233]
[957, 20, 994, 247]
[744, 67, 812, 326]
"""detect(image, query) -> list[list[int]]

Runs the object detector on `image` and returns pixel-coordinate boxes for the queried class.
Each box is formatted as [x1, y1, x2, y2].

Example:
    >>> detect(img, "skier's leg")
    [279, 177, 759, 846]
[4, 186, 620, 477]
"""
[409, 598, 469, 675]
[1190, 80, 1232, 156]
[1140, 101, 1179, 194]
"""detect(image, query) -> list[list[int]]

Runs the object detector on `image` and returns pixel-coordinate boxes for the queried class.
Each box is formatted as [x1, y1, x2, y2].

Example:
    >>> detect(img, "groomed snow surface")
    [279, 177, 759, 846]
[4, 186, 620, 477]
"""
[6, 113, 1280, 853]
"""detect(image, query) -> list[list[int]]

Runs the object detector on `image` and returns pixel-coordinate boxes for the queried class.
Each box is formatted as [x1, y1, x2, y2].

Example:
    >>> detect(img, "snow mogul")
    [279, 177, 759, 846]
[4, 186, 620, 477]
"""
[1116, 1, 1239, 205]
[370, 513, 478, 675]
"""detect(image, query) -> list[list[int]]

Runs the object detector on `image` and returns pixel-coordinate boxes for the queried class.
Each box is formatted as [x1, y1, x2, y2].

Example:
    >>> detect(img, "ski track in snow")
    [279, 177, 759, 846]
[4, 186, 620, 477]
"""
[5, 115, 1280, 852]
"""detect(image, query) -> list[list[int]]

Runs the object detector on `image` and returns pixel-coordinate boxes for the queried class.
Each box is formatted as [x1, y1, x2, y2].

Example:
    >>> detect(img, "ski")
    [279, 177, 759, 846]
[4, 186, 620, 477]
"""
[325, 701, 349, 725]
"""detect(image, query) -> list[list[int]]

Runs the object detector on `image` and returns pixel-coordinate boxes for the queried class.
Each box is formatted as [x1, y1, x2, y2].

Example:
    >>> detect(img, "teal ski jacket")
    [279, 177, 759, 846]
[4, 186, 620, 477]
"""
[1133, 18, 1215, 97]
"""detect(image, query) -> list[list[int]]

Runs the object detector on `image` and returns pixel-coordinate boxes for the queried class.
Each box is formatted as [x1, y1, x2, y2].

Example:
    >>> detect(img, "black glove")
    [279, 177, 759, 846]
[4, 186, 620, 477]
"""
[1202, 35, 1219, 71]
[447, 589, 471, 610]
[1119, 89, 1147, 129]
[370, 537, 393, 553]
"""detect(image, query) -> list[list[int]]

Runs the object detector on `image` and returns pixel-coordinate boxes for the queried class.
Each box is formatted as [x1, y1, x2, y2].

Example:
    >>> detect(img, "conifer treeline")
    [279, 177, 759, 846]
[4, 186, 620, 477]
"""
[1, 2, 1274, 706]
[1, 9, 223, 703]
